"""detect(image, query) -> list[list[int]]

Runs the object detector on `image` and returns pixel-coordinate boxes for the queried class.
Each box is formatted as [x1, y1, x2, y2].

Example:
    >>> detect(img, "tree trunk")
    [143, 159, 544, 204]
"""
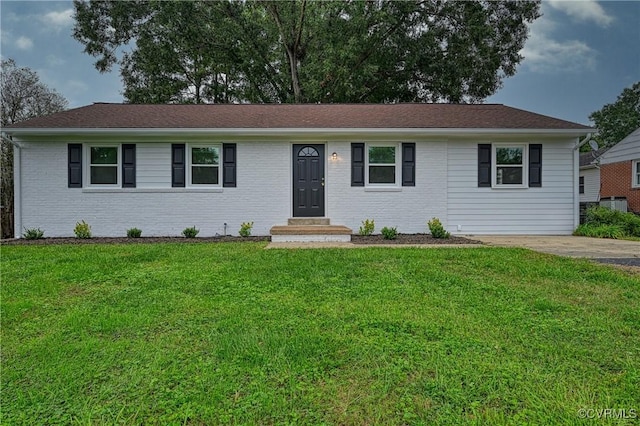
[1, 139, 14, 238]
[286, 48, 302, 103]
[267, 0, 307, 103]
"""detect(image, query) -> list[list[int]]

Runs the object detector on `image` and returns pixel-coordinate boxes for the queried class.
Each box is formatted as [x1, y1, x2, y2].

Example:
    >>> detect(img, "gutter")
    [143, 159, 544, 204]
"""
[0, 132, 21, 238]
[0, 132, 22, 148]
[574, 132, 595, 150]
[2, 127, 594, 139]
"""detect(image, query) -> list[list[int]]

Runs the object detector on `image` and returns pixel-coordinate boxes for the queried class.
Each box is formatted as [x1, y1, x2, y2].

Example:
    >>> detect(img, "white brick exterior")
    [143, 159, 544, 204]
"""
[18, 141, 290, 237]
[327, 140, 447, 234]
[15, 134, 579, 237]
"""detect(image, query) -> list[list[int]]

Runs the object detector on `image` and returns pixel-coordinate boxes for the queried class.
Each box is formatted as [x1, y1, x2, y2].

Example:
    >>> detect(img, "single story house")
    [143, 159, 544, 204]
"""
[2, 103, 593, 239]
[599, 127, 640, 214]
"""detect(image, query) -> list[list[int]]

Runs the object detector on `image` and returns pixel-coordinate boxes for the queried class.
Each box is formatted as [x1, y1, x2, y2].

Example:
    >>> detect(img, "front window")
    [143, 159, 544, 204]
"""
[90, 146, 118, 185]
[579, 176, 585, 194]
[633, 160, 640, 188]
[493, 145, 527, 187]
[190, 145, 220, 185]
[367, 145, 397, 184]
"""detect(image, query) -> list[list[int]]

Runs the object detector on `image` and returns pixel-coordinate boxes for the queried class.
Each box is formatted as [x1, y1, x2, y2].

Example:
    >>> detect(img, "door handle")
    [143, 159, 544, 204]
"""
[321, 177, 325, 187]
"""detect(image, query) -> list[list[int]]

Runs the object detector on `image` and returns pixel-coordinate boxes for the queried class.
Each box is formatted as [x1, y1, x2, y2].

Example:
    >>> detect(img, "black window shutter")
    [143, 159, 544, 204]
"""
[402, 143, 416, 186]
[351, 143, 365, 186]
[68, 144, 82, 188]
[529, 144, 542, 187]
[223, 143, 236, 187]
[478, 144, 492, 187]
[172, 144, 186, 187]
[122, 144, 136, 188]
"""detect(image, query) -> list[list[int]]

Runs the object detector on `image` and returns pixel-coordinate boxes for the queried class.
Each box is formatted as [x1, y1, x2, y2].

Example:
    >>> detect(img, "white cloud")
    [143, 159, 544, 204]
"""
[520, 4, 600, 73]
[547, 0, 614, 27]
[15, 36, 34, 50]
[46, 55, 65, 67]
[66, 80, 89, 94]
[0, 29, 9, 47]
[40, 9, 74, 31]
[521, 32, 596, 72]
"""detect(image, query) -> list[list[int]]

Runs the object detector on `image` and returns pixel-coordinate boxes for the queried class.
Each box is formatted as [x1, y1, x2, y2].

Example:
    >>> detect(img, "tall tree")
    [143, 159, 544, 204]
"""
[1, 59, 68, 238]
[73, 0, 540, 104]
[589, 82, 640, 148]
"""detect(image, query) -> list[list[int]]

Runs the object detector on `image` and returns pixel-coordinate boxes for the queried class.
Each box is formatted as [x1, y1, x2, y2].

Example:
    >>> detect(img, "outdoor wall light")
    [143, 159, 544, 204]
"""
[331, 152, 338, 160]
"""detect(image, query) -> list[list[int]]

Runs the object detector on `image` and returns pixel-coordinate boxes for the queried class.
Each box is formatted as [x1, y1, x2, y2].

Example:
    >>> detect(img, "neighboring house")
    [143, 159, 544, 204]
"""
[579, 147, 609, 204]
[2, 103, 592, 238]
[599, 127, 640, 214]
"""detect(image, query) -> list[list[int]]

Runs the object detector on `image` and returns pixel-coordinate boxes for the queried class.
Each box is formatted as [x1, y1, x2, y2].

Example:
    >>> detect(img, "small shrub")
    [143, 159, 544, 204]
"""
[127, 227, 142, 238]
[629, 220, 640, 238]
[182, 226, 199, 238]
[586, 206, 623, 225]
[582, 206, 640, 237]
[23, 227, 44, 240]
[621, 212, 640, 237]
[381, 226, 398, 240]
[74, 220, 92, 239]
[239, 221, 254, 237]
[573, 223, 625, 239]
[428, 217, 450, 239]
[358, 219, 375, 236]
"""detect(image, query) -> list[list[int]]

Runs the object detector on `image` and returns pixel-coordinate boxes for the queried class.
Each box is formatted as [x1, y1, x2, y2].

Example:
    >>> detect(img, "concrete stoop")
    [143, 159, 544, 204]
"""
[270, 218, 352, 242]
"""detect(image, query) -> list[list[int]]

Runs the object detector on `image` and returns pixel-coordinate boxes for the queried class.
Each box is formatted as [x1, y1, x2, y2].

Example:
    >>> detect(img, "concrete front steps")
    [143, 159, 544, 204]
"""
[270, 218, 352, 242]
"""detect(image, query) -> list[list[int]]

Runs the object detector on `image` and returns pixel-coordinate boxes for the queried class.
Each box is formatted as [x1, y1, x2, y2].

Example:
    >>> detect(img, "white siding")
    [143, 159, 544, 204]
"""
[19, 141, 290, 237]
[447, 140, 576, 235]
[328, 141, 448, 234]
[137, 143, 172, 188]
[579, 167, 600, 203]
[600, 127, 640, 164]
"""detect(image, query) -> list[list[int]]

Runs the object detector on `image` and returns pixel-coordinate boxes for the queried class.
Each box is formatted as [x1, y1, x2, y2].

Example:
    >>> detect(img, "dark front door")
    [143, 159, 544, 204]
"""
[293, 144, 325, 217]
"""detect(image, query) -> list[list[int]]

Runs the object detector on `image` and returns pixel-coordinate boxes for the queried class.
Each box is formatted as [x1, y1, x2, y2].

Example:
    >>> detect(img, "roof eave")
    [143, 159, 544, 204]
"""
[3, 127, 592, 139]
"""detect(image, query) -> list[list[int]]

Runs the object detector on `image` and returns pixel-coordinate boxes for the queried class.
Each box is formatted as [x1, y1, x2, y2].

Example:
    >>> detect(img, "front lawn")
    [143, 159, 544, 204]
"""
[2, 243, 638, 424]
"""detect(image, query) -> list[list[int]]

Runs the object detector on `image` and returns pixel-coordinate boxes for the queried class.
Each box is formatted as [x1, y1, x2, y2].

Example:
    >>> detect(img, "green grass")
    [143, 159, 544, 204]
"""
[2, 243, 639, 425]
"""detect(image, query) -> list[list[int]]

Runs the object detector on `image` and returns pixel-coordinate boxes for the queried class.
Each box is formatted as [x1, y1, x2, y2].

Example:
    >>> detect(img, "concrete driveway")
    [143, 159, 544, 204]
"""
[473, 235, 640, 266]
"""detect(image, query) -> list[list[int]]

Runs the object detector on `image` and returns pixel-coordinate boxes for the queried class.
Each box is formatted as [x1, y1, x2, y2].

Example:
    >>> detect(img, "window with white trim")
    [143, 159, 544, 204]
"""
[189, 145, 221, 186]
[493, 144, 528, 187]
[88, 145, 119, 186]
[366, 144, 399, 185]
[633, 159, 640, 188]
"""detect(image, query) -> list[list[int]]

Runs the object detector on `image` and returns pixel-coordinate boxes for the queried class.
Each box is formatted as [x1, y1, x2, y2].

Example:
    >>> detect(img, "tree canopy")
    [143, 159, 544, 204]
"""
[1, 59, 68, 238]
[589, 82, 640, 148]
[1, 59, 68, 126]
[73, 0, 541, 104]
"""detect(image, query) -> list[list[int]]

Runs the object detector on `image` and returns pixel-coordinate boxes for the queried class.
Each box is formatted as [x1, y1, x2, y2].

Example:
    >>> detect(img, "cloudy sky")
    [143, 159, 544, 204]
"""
[1, 0, 638, 125]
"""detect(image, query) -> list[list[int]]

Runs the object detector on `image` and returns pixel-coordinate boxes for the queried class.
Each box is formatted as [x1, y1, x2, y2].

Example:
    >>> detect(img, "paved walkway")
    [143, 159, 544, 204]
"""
[472, 235, 640, 267]
[471, 235, 639, 259]
[267, 236, 640, 267]
[265, 242, 482, 249]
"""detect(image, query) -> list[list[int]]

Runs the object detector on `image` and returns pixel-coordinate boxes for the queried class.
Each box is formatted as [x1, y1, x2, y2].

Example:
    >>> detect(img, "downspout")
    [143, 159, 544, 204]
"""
[1, 132, 22, 238]
[574, 132, 594, 151]
[573, 133, 594, 230]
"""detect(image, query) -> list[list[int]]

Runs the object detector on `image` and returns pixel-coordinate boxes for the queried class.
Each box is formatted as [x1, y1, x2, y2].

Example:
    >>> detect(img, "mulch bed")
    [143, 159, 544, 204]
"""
[0, 236, 271, 245]
[351, 234, 482, 245]
[2, 234, 481, 246]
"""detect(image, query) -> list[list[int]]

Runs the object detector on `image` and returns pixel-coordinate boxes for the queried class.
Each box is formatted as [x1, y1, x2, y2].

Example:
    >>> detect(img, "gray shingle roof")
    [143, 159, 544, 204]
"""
[580, 147, 610, 167]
